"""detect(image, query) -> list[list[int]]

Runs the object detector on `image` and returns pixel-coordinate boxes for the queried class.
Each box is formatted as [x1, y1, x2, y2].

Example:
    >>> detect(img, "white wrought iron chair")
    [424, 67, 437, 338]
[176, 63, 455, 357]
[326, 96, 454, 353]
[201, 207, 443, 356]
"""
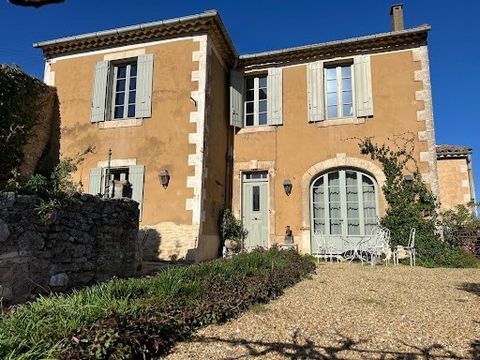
[366, 227, 392, 266]
[313, 230, 336, 262]
[394, 228, 416, 266]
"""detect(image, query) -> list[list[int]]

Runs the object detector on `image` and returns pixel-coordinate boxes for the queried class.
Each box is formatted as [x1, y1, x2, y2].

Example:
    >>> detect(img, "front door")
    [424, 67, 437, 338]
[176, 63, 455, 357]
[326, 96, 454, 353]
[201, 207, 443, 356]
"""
[242, 172, 268, 250]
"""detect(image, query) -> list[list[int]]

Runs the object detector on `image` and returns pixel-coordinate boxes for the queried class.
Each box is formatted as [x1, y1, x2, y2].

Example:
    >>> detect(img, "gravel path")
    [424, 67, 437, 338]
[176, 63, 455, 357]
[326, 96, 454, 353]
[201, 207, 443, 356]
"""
[166, 263, 480, 359]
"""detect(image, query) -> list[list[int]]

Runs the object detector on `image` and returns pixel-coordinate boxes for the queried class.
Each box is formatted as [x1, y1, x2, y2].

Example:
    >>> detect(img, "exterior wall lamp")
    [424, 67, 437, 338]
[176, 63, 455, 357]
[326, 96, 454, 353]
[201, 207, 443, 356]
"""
[403, 174, 414, 186]
[283, 179, 292, 196]
[158, 169, 170, 189]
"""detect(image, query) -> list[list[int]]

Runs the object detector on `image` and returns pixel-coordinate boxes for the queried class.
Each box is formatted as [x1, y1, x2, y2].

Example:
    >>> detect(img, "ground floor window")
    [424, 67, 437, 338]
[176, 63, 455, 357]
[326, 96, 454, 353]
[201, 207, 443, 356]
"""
[311, 169, 378, 237]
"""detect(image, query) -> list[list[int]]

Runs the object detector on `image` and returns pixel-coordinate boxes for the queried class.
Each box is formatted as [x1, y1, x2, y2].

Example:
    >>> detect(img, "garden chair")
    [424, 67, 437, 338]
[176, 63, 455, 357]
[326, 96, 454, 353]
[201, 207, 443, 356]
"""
[366, 227, 392, 266]
[312, 231, 335, 262]
[393, 228, 416, 266]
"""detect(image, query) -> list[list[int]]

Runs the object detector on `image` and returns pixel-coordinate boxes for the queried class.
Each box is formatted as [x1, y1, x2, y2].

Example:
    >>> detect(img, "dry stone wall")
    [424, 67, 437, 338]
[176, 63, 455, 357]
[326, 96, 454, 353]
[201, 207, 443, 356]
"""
[0, 192, 141, 304]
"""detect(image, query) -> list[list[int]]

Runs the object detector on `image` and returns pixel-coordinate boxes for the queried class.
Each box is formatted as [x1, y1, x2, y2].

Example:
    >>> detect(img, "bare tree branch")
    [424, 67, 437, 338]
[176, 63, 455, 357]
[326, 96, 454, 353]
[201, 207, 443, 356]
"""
[8, 0, 64, 7]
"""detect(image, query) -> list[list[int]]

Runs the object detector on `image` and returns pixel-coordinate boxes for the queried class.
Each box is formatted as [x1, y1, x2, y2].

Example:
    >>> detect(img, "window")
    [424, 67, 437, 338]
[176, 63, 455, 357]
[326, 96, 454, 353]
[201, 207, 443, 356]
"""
[325, 64, 354, 119]
[244, 75, 268, 127]
[91, 54, 153, 123]
[311, 169, 378, 237]
[112, 61, 137, 120]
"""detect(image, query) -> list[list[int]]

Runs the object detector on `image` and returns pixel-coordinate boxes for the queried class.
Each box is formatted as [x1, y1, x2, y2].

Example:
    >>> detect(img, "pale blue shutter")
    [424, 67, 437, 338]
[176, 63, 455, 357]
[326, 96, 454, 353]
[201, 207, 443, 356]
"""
[129, 165, 145, 220]
[135, 54, 154, 118]
[91, 61, 110, 123]
[88, 167, 102, 195]
[229, 70, 244, 128]
[267, 67, 283, 125]
[307, 61, 325, 122]
[354, 55, 373, 117]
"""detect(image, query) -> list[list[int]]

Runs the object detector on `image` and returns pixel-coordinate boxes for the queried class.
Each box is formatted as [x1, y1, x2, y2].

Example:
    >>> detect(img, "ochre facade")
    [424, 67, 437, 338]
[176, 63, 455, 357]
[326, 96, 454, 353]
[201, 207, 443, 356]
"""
[437, 158, 474, 210]
[35, 8, 461, 261]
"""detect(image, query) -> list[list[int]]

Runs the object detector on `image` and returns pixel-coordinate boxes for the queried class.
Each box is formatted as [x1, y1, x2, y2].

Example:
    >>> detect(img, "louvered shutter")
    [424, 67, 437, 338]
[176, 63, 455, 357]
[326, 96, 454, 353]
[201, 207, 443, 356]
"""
[229, 70, 244, 128]
[135, 54, 154, 118]
[129, 165, 145, 220]
[88, 167, 102, 195]
[354, 55, 373, 117]
[91, 61, 110, 123]
[267, 67, 283, 125]
[307, 61, 325, 122]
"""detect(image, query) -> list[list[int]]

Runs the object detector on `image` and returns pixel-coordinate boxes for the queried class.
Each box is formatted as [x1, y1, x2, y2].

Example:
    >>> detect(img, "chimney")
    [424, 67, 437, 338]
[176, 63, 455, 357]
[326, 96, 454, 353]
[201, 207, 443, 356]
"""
[390, 4, 404, 31]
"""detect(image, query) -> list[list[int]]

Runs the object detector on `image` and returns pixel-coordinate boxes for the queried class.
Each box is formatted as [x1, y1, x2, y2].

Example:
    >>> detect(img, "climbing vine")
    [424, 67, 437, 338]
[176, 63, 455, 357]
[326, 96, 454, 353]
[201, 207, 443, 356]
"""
[0, 65, 47, 188]
[357, 134, 478, 267]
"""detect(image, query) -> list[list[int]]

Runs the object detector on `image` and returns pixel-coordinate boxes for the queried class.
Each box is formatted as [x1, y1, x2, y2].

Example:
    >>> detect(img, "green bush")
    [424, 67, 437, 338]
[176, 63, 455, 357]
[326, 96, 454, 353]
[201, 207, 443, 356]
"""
[0, 248, 315, 359]
[357, 136, 479, 268]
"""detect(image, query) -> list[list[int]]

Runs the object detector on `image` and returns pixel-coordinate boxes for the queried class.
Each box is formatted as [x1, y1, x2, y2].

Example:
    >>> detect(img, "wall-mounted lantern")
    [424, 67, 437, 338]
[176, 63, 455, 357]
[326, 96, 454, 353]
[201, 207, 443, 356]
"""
[158, 169, 170, 189]
[403, 174, 414, 186]
[283, 179, 292, 196]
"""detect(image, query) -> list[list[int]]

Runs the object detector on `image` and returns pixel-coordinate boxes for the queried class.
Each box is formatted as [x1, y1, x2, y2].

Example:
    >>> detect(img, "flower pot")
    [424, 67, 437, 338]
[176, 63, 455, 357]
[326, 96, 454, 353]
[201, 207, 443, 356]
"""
[224, 239, 238, 251]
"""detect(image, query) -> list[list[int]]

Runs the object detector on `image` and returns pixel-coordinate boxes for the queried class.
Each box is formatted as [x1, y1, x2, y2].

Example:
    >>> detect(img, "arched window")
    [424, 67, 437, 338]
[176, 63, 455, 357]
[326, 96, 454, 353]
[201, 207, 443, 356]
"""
[311, 169, 379, 239]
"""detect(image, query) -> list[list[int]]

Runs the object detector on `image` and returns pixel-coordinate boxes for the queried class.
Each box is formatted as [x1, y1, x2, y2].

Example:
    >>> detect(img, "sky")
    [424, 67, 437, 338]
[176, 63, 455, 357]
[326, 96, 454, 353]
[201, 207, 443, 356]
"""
[1, 0, 479, 201]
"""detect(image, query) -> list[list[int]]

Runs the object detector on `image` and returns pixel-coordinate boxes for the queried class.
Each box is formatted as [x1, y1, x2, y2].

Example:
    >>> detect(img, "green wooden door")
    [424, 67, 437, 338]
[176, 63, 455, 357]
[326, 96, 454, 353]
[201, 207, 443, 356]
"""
[242, 172, 268, 250]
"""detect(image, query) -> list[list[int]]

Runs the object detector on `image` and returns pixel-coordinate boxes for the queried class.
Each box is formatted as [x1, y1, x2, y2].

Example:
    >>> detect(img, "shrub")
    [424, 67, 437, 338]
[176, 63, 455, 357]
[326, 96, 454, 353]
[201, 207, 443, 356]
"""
[0, 248, 315, 359]
[357, 135, 479, 268]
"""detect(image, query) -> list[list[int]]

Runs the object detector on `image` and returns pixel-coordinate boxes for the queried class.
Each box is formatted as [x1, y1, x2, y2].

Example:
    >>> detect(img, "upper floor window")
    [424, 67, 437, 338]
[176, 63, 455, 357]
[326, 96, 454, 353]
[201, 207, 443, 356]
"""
[325, 64, 354, 119]
[244, 75, 268, 127]
[112, 61, 137, 119]
[91, 54, 153, 124]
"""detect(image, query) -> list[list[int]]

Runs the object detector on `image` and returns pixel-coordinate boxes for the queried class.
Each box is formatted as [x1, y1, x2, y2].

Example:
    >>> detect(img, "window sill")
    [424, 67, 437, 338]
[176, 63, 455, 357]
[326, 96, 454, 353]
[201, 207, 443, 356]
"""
[97, 118, 143, 129]
[314, 117, 367, 128]
[237, 125, 277, 134]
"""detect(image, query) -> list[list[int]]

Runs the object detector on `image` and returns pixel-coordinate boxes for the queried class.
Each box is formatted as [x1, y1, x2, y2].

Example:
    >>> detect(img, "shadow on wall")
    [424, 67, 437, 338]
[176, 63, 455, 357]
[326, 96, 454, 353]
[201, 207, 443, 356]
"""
[139, 228, 196, 263]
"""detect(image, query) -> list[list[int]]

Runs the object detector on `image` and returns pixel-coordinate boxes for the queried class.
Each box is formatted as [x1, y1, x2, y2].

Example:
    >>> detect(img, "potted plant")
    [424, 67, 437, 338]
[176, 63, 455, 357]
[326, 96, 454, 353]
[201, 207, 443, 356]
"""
[220, 209, 248, 253]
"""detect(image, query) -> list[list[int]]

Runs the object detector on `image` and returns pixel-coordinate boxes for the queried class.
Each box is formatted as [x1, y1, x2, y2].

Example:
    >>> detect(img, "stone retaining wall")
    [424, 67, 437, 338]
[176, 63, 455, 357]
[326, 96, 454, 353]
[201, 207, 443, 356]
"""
[0, 192, 141, 304]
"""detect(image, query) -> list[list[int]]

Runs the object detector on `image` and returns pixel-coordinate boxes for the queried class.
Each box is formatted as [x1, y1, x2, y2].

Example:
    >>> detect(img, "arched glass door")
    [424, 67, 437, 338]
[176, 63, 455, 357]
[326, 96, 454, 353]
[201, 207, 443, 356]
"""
[310, 169, 379, 253]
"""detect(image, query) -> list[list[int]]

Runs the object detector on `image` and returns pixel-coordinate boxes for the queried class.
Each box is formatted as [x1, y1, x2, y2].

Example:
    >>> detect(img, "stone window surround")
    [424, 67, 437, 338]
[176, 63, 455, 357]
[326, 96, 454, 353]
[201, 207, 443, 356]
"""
[299, 154, 386, 254]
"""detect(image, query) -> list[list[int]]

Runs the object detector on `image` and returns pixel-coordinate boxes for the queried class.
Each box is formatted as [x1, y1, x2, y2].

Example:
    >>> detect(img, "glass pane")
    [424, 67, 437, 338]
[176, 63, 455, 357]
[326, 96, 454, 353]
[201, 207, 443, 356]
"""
[117, 65, 127, 79]
[259, 113, 267, 125]
[313, 176, 324, 188]
[246, 90, 254, 101]
[326, 68, 336, 80]
[328, 172, 339, 186]
[246, 78, 254, 89]
[343, 91, 352, 104]
[327, 106, 338, 118]
[346, 171, 357, 186]
[252, 186, 260, 211]
[116, 79, 125, 92]
[249, 172, 267, 179]
[246, 114, 254, 126]
[327, 93, 337, 107]
[128, 104, 135, 118]
[330, 220, 342, 235]
[128, 91, 136, 104]
[342, 78, 352, 91]
[348, 221, 360, 235]
[341, 66, 351, 78]
[258, 76, 267, 88]
[246, 102, 254, 114]
[130, 64, 137, 77]
[115, 92, 125, 105]
[327, 80, 337, 93]
[114, 106, 124, 119]
[343, 104, 353, 117]
[129, 77, 137, 91]
[259, 100, 267, 113]
[259, 88, 267, 100]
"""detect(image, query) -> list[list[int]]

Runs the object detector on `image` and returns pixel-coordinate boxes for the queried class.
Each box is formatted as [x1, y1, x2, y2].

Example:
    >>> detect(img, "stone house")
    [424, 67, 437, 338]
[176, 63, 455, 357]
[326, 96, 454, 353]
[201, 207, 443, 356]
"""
[34, 5, 460, 261]
[436, 145, 476, 211]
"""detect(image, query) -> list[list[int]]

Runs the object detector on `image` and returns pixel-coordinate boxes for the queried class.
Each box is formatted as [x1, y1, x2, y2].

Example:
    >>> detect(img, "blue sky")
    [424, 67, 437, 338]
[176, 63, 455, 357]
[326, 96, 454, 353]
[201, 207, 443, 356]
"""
[1, 0, 479, 201]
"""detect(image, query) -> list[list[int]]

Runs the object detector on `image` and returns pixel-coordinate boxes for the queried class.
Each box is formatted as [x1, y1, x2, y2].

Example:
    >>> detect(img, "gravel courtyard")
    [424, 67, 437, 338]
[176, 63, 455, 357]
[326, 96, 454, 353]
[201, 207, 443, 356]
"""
[166, 263, 480, 359]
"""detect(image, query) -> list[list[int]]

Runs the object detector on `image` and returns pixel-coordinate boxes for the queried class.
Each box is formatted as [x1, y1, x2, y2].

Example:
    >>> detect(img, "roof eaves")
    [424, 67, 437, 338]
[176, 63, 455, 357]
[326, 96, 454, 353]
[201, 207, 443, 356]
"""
[239, 24, 430, 61]
[33, 10, 220, 48]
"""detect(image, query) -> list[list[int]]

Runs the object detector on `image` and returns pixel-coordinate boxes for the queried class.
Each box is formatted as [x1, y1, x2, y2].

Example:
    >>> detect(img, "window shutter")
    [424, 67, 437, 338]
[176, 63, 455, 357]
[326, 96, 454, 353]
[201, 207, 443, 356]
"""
[91, 61, 110, 123]
[229, 70, 244, 128]
[129, 165, 145, 220]
[135, 54, 154, 119]
[267, 67, 283, 125]
[88, 167, 102, 195]
[307, 61, 325, 122]
[354, 55, 373, 117]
